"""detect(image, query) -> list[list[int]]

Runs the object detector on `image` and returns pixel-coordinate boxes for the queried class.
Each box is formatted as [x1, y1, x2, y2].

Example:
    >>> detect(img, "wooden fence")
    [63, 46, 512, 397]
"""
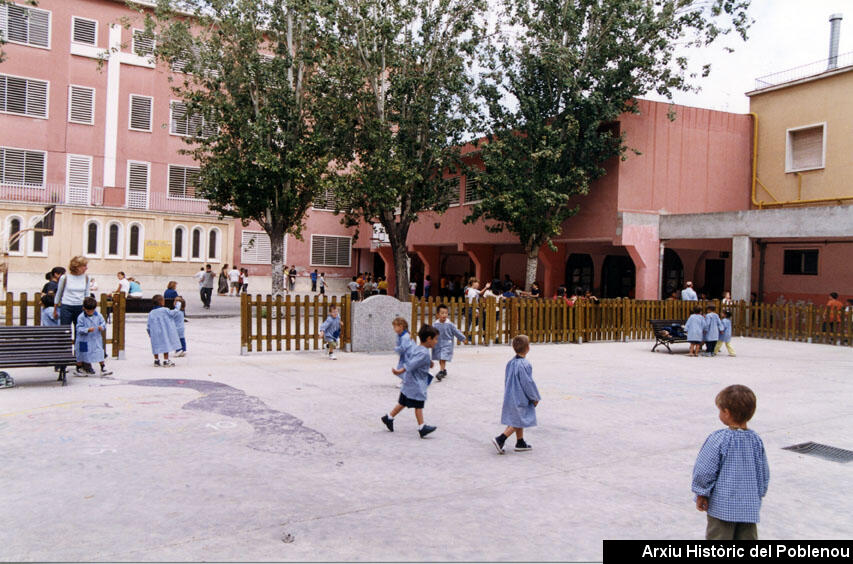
[1, 292, 126, 358]
[241, 295, 852, 353]
[240, 294, 352, 353]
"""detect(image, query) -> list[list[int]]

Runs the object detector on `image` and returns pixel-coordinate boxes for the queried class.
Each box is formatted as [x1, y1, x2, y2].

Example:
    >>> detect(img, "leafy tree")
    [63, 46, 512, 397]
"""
[467, 0, 752, 291]
[329, 0, 486, 300]
[142, 0, 338, 295]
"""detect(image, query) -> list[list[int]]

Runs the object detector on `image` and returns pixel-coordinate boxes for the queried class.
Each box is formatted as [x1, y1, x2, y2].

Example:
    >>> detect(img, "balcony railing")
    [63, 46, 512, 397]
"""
[754, 50, 853, 90]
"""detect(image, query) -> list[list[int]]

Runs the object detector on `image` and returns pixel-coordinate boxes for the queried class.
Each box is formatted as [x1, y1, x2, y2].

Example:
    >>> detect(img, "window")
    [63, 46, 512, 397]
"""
[107, 222, 121, 258]
[464, 175, 482, 204]
[170, 44, 200, 73]
[191, 226, 203, 259]
[128, 223, 142, 258]
[207, 228, 219, 260]
[129, 94, 152, 131]
[71, 17, 97, 46]
[66, 154, 92, 205]
[68, 85, 94, 124]
[127, 161, 149, 209]
[313, 187, 338, 211]
[241, 230, 271, 264]
[0, 3, 50, 49]
[444, 177, 461, 206]
[169, 101, 213, 137]
[30, 216, 46, 255]
[786, 124, 825, 172]
[783, 249, 818, 276]
[173, 225, 186, 260]
[1, 147, 45, 186]
[132, 29, 155, 57]
[168, 165, 201, 199]
[310, 235, 351, 268]
[84, 220, 100, 256]
[7, 216, 22, 253]
[0, 74, 48, 118]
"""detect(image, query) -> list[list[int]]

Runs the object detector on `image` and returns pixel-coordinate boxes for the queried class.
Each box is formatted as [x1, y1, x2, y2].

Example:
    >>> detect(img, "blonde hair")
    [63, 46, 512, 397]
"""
[391, 317, 409, 331]
[167, 280, 177, 289]
[68, 256, 88, 275]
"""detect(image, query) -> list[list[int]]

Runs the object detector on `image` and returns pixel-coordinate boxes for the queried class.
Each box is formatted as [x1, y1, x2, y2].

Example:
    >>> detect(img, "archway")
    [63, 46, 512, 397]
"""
[661, 248, 684, 298]
[601, 255, 635, 298]
[565, 253, 594, 293]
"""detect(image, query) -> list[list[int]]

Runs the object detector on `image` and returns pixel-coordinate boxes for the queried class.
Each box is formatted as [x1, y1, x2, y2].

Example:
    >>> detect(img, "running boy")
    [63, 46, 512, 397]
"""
[703, 305, 724, 356]
[147, 294, 181, 367]
[432, 303, 467, 381]
[714, 311, 736, 356]
[381, 324, 439, 438]
[492, 334, 540, 454]
[75, 296, 112, 376]
[684, 306, 705, 357]
[692, 384, 769, 540]
[318, 304, 341, 360]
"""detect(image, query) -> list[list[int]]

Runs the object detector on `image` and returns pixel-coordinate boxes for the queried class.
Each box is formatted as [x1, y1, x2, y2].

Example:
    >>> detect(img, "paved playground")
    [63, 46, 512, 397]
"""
[1, 314, 851, 562]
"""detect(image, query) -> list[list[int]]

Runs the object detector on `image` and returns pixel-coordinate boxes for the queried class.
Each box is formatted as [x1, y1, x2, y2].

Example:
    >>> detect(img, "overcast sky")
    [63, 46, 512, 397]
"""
[646, 0, 853, 113]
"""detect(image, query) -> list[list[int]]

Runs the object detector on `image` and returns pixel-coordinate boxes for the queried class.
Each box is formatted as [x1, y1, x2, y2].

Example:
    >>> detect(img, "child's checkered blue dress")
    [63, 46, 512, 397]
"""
[692, 428, 770, 523]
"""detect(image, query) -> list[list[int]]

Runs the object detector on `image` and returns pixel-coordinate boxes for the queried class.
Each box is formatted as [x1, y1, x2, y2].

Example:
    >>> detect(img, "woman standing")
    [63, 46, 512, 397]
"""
[218, 264, 230, 295]
[54, 256, 90, 329]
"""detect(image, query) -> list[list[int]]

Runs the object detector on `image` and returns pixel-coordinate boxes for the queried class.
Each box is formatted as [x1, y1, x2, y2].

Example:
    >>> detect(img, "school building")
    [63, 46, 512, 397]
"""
[1, 0, 851, 302]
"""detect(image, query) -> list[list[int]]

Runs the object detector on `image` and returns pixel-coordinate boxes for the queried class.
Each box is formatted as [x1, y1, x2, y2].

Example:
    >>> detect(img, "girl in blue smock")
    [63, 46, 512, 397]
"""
[392, 317, 417, 381]
[75, 297, 112, 376]
[684, 306, 705, 357]
[492, 334, 540, 454]
[147, 294, 181, 367]
[382, 325, 440, 439]
[40, 294, 60, 326]
[703, 305, 724, 356]
[714, 310, 736, 356]
[169, 298, 187, 356]
[432, 303, 467, 381]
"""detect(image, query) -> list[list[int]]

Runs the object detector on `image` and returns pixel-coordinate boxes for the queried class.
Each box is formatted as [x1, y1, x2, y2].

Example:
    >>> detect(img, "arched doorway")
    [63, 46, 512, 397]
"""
[601, 255, 635, 298]
[373, 252, 386, 278]
[409, 253, 424, 297]
[661, 248, 684, 298]
[565, 253, 594, 293]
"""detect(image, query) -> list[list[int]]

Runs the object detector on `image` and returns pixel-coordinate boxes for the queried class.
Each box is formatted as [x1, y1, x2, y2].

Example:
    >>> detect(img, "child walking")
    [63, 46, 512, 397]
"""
[40, 294, 60, 326]
[392, 317, 416, 384]
[170, 297, 187, 357]
[684, 306, 705, 357]
[692, 384, 769, 540]
[432, 303, 467, 381]
[381, 324, 439, 438]
[319, 272, 327, 296]
[714, 310, 736, 356]
[703, 305, 724, 356]
[492, 334, 540, 454]
[75, 297, 112, 376]
[147, 294, 181, 367]
[318, 304, 341, 360]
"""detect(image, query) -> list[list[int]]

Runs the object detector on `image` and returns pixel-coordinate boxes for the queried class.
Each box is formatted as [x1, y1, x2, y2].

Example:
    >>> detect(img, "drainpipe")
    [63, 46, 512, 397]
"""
[828, 14, 843, 69]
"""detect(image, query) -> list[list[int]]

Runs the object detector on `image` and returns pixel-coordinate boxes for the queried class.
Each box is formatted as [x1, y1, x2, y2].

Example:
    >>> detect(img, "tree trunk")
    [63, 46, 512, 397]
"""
[524, 244, 540, 293]
[392, 243, 410, 302]
[269, 224, 286, 296]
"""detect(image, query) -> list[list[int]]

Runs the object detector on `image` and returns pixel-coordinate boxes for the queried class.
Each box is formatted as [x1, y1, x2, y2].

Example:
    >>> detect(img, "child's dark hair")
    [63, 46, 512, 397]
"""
[392, 316, 408, 330]
[692, 306, 702, 314]
[152, 294, 165, 305]
[715, 385, 757, 424]
[83, 296, 98, 310]
[720, 310, 730, 318]
[512, 334, 530, 354]
[830, 292, 838, 299]
[705, 304, 716, 312]
[40, 294, 54, 307]
[437, 303, 448, 312]
[417, 324, 439, 342]
[329, 304, 338, 311]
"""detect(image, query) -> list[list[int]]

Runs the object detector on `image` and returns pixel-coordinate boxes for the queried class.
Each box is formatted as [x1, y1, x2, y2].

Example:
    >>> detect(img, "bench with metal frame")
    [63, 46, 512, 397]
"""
[0, 326, 77, 386]
[650, 319, 688, 354]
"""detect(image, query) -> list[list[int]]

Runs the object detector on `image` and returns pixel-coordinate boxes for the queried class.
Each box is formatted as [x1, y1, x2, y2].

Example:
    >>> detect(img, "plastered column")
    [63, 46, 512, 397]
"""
[459, 243, 494, 283]
[538, 244, 568, 297]
[730, 235, 752, 302]
[376, 246, 396, 296]
[411, 245, 441, 285]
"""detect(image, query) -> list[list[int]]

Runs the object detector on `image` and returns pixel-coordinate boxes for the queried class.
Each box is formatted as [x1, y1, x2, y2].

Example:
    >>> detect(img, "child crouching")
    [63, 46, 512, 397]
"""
[147, 294, 181, 367]
[381, 324, 439, 438]
[492, 334, 540, 454]
[75, 296, 112, 376]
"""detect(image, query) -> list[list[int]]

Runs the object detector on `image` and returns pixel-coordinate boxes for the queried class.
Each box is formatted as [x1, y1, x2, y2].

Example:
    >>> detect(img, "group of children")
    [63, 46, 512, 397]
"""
[684, 305, 736, 357]
[39, 294, 112, 376]
[146, 294, 187, 366]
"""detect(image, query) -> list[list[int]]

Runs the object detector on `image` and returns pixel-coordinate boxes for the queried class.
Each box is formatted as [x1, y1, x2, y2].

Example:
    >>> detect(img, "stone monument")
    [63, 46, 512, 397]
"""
[351, 295, 411, 352]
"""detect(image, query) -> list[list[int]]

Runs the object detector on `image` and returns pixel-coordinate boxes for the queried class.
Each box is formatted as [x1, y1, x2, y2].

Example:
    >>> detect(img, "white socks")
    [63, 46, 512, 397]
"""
[387, 413, 395, 420]
[418, 423, 425, 430]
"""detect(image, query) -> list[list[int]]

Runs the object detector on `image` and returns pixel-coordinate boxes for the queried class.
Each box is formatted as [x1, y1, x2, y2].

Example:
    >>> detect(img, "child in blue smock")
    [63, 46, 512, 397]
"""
[684, 306, 705, 357]
[318, 304, 341, 360]
[492, 334, 540, 454]
[381, 324, 439, 438]
[714, 310, 736, 356]
[147, 294, 181, 367]
[169, 297, 187, 357]
[40, 294, 60, 326]
[392, 317, 417, 385]
[75, 297, 112, 376]
[703, 305, 724, 356]
[432, 303, 467, 381]
[692, 384, 769, 540]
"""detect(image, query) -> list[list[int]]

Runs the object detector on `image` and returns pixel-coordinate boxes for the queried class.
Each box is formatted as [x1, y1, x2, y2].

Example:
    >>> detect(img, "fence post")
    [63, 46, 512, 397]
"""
[4, 293, 12, 326]
[34, 292, 42, 326]
[115, 292, 126, 359]
[99, 292, 109, 352]
[19, 292, 28, 326]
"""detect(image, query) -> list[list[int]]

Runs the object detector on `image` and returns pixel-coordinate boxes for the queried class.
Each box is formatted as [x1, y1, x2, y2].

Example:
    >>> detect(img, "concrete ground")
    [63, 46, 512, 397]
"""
[1, 314, 851, 562]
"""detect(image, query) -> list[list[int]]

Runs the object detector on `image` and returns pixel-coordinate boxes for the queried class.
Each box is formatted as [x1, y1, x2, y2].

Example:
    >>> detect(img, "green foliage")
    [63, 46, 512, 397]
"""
[468, 0, 752, 285]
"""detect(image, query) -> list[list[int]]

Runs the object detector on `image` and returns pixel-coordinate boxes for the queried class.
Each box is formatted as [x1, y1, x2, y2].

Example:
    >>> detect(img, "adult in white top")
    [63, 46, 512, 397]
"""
[115, 271, 130, 294]
[55, 256, 90, 327]
[228, 267, 241, 296]
[681, 281, 698, 301]
[465, 279, 490, 331]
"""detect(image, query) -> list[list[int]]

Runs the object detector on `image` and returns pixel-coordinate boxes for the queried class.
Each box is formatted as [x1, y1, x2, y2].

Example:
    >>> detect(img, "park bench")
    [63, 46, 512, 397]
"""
[0, 326, 77, 386]
[122, 297, 183, 314]
[649, 319, 688, 354]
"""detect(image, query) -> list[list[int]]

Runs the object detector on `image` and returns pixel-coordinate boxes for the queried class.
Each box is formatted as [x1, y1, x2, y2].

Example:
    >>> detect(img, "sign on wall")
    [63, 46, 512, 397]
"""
[144, 240, 172, 262]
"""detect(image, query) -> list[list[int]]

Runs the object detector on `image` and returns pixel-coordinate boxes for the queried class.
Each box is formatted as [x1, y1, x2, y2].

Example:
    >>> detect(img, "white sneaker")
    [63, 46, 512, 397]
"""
[329, 353, 338, 360]
[176, 350, 186, 357]
[163, 360, 176, 367]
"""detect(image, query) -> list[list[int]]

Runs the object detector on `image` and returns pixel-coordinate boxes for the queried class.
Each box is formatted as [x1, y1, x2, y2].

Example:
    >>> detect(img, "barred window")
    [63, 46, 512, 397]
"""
[444, 177, 461, 206]
[1, 3, 50, 49]
[127, 161, 149, 209]
[310, 235, 351, 268]
[170, 101, 214, 137]
[68, 85, 94, 124]
[313, 187, 339, 211]
[168, 165, 201, 199]
[1, 147, 46, 186]
[0, 74, 48, 118]
[129, 95, 152, 131]
[241, 231, 271, 264]
[71, 17, 96, 45]
[132, 29, 155, 57]
[464, 175, 482, 204]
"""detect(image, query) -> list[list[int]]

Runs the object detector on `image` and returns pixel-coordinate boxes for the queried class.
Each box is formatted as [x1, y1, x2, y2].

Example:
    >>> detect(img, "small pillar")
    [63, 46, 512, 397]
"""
[730, 235, 752, 302]
[538, 244, 567, 297]
[376, 246, 397, 296]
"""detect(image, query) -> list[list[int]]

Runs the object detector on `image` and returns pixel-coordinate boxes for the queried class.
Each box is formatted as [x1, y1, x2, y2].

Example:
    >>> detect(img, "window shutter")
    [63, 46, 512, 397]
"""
[127, 162, 149, 209]
[132, 29, 155, 57]
[464, 175, 482, 203]
[66, 155, 91, 204]
[790, 127, 823, 170]
[0, 75, 48, 118]
[1, 147, 45, 186]
[241, 231, 272, 264]
[170, 101, 188, 135]
[72, 18, 97, 45]
[24, 150, 45, 185]
[168, 165, 201, 199]
[4, 5, 49, 48]
[69, 86, 94, 124]
[445, 178, 461, 205]
[26, 7, 49, 47]
[129, 95, 152, 131]
[311, 236, 351, 267]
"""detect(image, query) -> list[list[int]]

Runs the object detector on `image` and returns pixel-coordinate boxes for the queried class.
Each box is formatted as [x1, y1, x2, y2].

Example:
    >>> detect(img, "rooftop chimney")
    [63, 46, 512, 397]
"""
[828, 13, 843, 69]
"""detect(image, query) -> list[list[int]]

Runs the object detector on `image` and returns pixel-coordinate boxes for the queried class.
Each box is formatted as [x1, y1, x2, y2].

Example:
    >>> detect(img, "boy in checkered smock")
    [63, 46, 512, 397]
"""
[692, 384, 769, 540]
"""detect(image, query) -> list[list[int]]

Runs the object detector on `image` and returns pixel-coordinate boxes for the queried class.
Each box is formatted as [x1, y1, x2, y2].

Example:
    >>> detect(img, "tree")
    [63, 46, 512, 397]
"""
[329, 0, 485, 300]
[143, 0, 338, 295]
[467, 0, 752, 291]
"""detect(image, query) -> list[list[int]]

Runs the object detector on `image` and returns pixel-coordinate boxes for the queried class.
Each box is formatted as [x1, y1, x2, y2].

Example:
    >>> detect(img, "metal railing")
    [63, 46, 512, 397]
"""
[754, 50, 853, 90]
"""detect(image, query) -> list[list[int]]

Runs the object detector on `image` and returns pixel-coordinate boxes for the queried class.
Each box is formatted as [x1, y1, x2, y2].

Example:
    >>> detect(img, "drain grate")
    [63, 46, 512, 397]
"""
[782, 442, 853, 463]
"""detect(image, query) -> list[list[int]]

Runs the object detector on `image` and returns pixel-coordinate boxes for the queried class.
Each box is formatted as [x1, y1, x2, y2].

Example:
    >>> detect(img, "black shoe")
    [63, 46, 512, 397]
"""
[436, 370, 446, 382]
[418, 425, 436, 438]
[381, 415, 394, 432]
[492, 435, 506, 454]
[514, 439, 532, 452]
